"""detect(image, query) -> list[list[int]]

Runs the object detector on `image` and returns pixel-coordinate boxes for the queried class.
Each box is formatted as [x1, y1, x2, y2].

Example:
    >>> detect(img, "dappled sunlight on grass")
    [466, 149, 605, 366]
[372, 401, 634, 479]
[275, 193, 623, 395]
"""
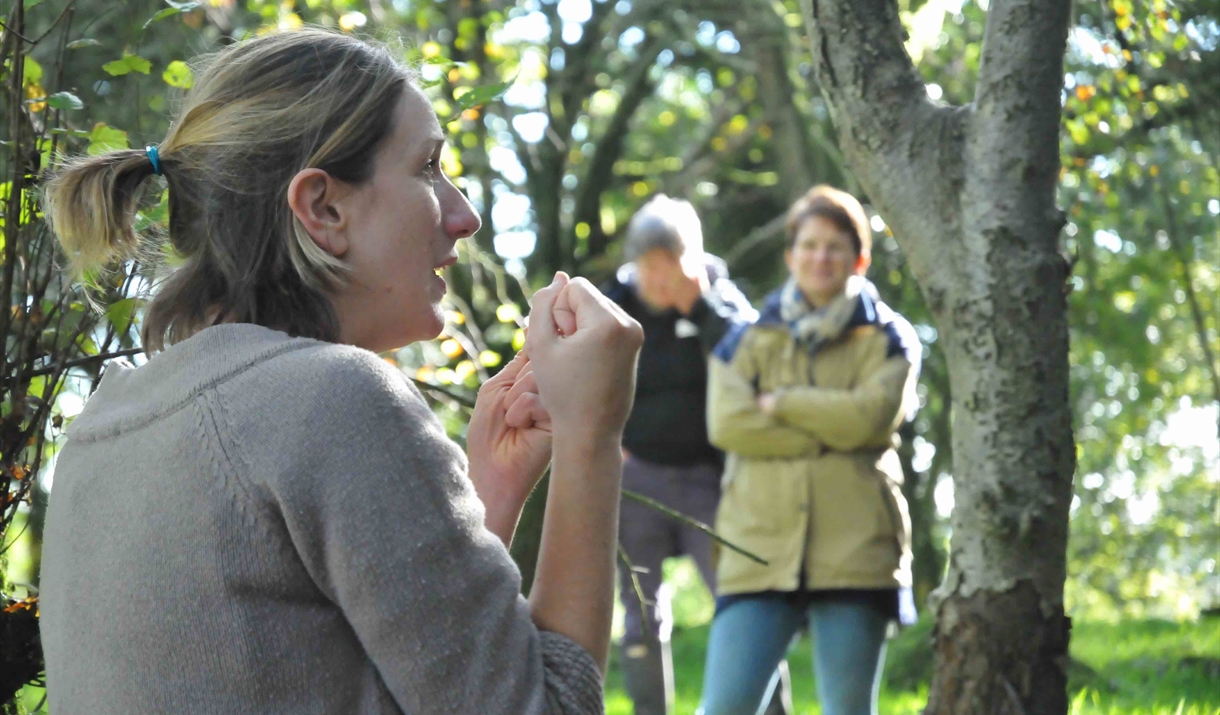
[604, 614, 1220, 714]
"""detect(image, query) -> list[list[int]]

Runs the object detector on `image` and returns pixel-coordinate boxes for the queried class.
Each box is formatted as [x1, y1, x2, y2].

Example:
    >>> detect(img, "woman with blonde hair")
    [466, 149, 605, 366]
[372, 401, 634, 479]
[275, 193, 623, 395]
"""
[699, 186, 920, 715]
[38, 29, 641, 714]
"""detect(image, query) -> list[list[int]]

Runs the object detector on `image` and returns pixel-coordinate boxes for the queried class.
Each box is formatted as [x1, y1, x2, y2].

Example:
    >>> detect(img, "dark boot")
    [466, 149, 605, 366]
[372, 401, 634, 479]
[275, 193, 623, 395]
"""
[759, 660, 793, 715]
[620, 639, 673, 715]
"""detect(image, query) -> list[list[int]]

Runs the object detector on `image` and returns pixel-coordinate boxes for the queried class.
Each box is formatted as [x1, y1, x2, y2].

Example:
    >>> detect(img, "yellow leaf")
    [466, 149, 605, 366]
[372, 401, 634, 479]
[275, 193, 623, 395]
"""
[495, 304, 521, 323]
[441, 338, 463, 358]
[338, 11, 367, 32]
[454, 360, 476, 382]
[26, 82, 46, 112]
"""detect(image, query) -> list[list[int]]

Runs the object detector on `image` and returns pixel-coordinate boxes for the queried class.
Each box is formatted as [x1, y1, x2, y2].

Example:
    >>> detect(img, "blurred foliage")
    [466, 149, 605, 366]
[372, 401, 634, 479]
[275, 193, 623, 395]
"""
[1, 0, 1217, 708]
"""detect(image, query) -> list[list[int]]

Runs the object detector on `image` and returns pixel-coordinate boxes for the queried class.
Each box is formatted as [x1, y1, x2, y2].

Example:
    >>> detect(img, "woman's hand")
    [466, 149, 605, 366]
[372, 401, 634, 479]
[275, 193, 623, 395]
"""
[521, 271, 644, 672]
[526, 274, 643, 442]
[466, 347, 554, 548]
[757, 392, 778, 415]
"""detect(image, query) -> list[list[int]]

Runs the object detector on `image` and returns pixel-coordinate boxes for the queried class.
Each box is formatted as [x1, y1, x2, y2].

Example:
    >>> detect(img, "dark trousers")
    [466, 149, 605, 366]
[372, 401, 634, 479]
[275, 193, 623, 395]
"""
[618, 454, 721, 646]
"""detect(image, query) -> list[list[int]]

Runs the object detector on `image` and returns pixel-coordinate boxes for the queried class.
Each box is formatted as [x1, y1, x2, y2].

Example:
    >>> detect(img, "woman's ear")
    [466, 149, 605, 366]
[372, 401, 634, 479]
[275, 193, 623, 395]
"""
[287, 168, 350, 257]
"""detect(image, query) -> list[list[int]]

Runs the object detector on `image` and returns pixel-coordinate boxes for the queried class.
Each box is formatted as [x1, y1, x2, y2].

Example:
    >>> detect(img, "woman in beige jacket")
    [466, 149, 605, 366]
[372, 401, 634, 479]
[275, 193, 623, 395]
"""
[698, 186, 920, 715]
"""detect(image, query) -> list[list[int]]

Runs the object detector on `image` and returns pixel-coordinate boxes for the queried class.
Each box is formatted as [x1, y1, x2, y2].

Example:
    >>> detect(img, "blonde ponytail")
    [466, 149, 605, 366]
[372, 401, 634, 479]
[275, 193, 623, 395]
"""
[43, 149, 158, 279]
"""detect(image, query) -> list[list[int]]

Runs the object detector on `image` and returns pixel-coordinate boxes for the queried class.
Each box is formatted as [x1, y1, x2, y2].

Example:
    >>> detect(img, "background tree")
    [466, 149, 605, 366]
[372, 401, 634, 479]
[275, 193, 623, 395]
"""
[796, 0, 1079, 713]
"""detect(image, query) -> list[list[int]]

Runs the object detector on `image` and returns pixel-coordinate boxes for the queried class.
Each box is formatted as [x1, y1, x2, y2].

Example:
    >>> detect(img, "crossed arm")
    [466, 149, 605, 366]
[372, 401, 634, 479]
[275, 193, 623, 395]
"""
[708, 333, 917, 457]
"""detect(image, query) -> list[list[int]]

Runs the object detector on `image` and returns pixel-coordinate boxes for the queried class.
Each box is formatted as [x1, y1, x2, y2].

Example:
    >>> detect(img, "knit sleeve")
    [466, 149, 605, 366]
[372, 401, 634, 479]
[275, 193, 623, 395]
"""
[212, 346, 604, 715]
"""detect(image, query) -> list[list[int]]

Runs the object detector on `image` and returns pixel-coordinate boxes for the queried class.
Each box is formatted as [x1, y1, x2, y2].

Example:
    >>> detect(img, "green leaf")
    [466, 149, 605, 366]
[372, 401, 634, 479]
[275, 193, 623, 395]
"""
[23, 57, 43, 85]
[66, 38, 103, 50]
[105, 298, 140, 331]
[452, 75, 517, 113]
[143, 2, 198, 30]
[162, 60, 193, 89]
[87, 124, 129, 156]
[143, 7, 182, 29]
[46, 92, 84, 111]
[102, 55, 153, 77]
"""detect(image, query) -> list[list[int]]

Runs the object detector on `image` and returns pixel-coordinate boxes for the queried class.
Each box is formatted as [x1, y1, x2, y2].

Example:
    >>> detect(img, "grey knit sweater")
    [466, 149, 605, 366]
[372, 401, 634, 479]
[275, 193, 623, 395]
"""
[39, 324, 604, 714]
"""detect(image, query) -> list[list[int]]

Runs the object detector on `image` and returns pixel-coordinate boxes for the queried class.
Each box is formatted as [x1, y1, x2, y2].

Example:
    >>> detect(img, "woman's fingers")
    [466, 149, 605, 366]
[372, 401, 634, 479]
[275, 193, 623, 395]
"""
[552, 282, 578, 337]
[505, 392, 549, 430]
[559, 277, 638, 334]
[478, 352, 529, 401]
[504, 368, 538, 406]
[525, 272, 570, 356]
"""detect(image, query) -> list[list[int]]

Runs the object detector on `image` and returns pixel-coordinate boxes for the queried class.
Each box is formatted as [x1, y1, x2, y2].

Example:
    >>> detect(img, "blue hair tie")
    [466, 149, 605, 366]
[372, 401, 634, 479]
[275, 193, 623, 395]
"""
[145, 145, 162, 176]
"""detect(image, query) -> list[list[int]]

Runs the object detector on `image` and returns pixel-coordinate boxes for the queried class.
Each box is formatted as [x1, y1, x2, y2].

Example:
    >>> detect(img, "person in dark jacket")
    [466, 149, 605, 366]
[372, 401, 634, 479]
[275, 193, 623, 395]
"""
[604, 196, 790, 715]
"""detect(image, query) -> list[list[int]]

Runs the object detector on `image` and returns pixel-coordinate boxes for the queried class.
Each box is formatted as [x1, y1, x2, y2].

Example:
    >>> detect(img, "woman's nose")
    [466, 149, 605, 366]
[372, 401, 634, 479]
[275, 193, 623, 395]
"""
[442, 181, 481, 240]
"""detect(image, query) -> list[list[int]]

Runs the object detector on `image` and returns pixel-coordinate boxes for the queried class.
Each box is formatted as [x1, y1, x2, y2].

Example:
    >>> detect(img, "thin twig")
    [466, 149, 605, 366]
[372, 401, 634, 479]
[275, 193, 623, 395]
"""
[27, 347, 145, 377]
[1000, 674, 1028, 715]
[0, 19, 32, 44]
[617, 543, 655, 633]
[410, 377, 477, 408]
[622, 488, 769, 565]
[1160, 176, 1220, 435]
[31, 0, 79, 45]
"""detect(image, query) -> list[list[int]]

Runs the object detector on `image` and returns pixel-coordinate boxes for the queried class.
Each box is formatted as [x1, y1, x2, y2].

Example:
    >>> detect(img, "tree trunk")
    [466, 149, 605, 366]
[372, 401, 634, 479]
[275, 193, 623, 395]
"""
[797, 1, 1076, 712]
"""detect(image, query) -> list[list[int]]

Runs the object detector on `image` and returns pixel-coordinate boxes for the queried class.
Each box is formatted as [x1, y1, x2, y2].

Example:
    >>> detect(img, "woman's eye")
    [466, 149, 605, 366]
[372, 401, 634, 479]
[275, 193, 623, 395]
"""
[425, 158, 439, 175]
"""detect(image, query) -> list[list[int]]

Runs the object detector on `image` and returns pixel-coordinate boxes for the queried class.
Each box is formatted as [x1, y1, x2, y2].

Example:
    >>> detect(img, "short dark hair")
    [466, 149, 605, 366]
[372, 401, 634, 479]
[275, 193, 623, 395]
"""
[783, 185, 872, 257]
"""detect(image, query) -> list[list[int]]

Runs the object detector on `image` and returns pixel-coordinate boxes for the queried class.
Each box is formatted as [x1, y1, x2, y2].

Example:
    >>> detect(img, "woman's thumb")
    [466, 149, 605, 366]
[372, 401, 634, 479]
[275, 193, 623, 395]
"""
[525, 272, 568, 353]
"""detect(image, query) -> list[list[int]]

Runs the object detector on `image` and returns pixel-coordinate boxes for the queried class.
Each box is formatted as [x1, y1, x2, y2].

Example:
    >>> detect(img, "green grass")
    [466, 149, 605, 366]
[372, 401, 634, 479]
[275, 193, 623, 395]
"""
[15, 607, 1219, 714]
[603, 616, 1220, 715]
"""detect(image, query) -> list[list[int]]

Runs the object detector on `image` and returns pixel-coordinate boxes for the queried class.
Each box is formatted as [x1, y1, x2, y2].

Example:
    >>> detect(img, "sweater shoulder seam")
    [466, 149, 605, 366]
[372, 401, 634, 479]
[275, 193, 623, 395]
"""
[68, 340, 320, 443]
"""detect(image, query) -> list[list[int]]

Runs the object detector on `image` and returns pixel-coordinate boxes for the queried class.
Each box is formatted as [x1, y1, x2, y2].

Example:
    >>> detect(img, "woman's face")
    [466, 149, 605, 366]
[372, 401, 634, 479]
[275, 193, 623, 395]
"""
[634, 247, 686, 310]
[331, 85, 480, 352]
[784, 215, 868, 307]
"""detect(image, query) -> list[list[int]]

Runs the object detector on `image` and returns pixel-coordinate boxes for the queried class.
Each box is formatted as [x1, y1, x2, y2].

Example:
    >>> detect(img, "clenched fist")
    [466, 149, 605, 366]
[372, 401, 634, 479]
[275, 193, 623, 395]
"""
[526, 272, 644, 443]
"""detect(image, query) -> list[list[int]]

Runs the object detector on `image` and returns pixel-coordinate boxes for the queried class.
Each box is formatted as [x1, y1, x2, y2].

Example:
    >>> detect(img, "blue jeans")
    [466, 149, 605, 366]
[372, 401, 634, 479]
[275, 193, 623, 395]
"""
[699, 594, 890, 715]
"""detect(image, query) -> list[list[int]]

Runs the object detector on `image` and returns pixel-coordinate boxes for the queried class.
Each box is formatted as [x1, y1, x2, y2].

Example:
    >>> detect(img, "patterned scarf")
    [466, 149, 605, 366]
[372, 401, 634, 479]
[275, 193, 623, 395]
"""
[779, 275, 874, 357]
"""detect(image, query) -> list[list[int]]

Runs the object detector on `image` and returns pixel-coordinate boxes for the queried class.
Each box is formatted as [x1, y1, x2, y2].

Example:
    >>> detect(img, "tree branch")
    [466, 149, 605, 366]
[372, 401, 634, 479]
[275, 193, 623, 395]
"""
[965, 0, 1072, 251]
[573, 37, 663, 258]
[724, 212, 788, 271]
[27, 347, 144, 378]
[798, 0, 966, 309]
[1160, 178, 1220, 434]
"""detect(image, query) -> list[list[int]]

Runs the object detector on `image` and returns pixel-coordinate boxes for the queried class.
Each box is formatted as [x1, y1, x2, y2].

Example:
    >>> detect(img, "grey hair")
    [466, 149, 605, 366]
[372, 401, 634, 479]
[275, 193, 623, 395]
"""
[622, 195, 704, 262]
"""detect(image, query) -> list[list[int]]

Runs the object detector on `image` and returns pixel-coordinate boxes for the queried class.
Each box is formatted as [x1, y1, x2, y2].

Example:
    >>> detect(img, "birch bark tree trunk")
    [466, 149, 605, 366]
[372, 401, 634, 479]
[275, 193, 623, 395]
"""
[795, 1, 1076, 712]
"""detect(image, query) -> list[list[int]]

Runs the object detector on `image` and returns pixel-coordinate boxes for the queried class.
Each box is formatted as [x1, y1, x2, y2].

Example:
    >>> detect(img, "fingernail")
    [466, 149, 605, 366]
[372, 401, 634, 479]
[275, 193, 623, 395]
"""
[551, 272, 562, 287]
